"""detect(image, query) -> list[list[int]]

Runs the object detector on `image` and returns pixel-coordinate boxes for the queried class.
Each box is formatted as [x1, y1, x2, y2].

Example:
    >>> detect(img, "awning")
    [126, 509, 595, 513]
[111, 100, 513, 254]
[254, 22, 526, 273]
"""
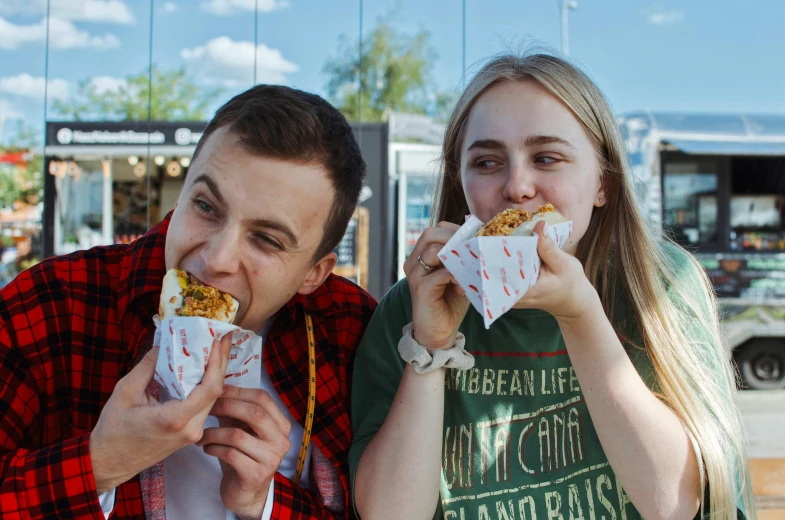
[664, 139, 785, 156]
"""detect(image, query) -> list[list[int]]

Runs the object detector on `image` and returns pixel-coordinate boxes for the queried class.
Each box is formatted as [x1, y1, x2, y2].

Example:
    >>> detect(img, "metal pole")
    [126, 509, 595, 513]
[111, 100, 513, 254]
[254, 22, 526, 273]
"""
[42, 0, 53, 258]
[560, 0, 569, 57]
[462, 0, 466, 87]
[146, 0, 154, 231]
[254, 0, 258, 85]
[560, 1, 577, 57]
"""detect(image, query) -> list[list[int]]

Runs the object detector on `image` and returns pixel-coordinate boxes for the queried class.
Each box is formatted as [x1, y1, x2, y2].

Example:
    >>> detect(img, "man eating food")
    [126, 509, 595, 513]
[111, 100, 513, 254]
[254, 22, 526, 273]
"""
[0, 85, 377, 519]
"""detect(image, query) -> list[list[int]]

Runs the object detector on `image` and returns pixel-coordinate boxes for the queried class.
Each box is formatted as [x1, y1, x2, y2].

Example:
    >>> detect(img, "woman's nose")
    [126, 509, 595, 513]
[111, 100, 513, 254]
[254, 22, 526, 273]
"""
[502, 163, 537, 203]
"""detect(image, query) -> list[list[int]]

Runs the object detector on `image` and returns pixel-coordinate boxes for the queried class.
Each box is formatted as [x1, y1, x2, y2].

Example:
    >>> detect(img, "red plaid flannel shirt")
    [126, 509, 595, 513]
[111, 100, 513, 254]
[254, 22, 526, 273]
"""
[0, 214, 377, 519]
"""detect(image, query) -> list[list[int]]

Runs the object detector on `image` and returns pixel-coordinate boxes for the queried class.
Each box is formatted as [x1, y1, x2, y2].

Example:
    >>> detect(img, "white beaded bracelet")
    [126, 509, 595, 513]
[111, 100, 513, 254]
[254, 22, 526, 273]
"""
[397, 322, 475, 374]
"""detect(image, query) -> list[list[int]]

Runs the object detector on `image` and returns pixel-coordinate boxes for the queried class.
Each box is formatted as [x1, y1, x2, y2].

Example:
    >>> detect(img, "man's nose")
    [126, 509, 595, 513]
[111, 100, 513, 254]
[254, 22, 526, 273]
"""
[502, 161, 537, 203]
[201, 224, 242, 275]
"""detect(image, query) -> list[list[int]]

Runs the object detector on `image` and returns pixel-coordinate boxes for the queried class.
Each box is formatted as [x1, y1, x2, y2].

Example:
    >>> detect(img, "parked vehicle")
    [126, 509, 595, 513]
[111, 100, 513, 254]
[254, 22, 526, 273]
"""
[621, 112, 785, 389]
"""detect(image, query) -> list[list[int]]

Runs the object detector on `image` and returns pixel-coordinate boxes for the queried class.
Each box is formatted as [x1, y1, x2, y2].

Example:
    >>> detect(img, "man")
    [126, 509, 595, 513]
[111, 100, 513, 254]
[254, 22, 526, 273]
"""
[0, 85, 377, 519]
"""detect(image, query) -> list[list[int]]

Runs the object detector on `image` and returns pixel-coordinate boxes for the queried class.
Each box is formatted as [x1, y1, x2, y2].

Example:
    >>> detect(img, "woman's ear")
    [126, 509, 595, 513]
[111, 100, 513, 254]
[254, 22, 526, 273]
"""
[594, 175, 608, 207]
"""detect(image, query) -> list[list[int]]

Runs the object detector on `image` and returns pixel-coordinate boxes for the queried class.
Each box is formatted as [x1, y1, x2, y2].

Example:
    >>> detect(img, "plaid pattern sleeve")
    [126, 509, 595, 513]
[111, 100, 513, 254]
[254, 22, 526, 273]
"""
[0, 218, 169, 519]
[0, 269, 106, 519]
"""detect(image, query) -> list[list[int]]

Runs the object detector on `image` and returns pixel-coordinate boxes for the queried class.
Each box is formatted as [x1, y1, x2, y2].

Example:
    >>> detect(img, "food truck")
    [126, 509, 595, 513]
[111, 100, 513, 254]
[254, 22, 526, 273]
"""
[620, 112, 785, 389]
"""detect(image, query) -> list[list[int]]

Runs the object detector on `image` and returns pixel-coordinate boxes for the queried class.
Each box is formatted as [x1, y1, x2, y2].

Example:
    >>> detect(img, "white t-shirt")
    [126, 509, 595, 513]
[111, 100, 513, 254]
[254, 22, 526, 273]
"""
[100, 321, 313, 519]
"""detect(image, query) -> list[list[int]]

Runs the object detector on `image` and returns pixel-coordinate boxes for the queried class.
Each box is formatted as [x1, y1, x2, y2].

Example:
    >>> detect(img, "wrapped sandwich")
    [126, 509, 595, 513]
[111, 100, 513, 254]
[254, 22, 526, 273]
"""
[154, 269, 262, 400]
[438, 203, 573, 328]
[475, 203, 567, 237]
[159, 268, 239, 322]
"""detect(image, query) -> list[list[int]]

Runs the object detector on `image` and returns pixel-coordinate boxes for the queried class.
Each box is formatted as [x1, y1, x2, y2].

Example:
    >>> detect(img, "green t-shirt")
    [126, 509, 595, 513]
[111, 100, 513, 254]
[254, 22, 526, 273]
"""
[349, 245, 747, 520]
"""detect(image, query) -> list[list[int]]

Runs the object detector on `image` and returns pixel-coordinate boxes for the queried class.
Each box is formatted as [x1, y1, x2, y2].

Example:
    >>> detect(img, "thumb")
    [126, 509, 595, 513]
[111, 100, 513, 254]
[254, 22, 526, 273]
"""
[121, 345, 160, 396]
[534, 221, 563, 269]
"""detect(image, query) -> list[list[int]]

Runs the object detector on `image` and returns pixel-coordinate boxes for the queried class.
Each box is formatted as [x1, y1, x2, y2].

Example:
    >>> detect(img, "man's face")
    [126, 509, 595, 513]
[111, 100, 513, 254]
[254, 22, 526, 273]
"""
[165, 126, 337, 333]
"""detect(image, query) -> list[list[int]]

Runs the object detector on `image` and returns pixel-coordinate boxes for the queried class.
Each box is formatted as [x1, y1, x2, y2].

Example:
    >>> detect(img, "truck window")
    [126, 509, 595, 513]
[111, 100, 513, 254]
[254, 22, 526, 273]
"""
[663, 160, 719, 247]
[730, 156, 785, 252]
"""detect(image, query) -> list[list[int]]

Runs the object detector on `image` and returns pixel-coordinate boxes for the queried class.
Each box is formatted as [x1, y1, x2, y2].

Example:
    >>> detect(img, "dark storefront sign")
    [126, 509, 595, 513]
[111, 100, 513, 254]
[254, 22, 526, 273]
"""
[45, 121, 207, 148]
[697, 253, 785, 299]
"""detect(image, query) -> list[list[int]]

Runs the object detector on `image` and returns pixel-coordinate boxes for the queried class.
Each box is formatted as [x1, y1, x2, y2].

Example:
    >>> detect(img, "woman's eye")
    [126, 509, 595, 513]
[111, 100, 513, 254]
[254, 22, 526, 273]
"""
[535, 156, 560, 165]
[476, 159, 498, 168]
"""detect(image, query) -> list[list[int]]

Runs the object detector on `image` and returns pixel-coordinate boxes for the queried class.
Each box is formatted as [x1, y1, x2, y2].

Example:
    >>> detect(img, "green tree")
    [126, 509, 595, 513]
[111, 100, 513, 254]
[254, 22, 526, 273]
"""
[0, 121, 43, 209]
[53, 65, 221, 121]
[323, 17, 454, 122]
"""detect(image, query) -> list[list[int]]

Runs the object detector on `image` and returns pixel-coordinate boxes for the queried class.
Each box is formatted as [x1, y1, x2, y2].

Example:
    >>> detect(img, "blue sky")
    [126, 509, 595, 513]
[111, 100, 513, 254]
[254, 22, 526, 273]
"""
[1, 0, 784, 144]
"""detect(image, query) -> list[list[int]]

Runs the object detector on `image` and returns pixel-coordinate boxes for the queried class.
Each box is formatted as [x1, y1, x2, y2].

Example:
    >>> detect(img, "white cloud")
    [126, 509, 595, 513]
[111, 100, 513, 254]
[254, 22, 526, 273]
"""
[200, 0, 287, 16]
[181, 36, 298, 86]
[0, 0, 134, 24]
[0, 74, 69, 99]
[646, 8, 685, 25]
[0, 98, 25, 120]
[0, 16, 120, 50]
[162, 2, 178, 13]
[89, 76, 126, 94]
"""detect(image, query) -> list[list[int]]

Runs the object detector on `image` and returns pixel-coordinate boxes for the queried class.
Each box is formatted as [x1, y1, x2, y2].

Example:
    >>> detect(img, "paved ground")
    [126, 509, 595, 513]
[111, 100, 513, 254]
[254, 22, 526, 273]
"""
[739, 391, 785, 459]
[738, 390, 785, 518]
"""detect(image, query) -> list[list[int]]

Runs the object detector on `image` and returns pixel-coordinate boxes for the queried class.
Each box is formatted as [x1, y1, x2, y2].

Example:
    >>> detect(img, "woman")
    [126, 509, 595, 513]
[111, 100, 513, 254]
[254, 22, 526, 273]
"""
[349, 53, 754, 520]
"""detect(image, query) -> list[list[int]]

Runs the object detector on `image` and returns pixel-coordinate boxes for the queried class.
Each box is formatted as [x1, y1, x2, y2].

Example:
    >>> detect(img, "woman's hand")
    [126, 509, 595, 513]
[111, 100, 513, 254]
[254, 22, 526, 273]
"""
[514, 220, 600, 320]
[403, 222, 470, 350]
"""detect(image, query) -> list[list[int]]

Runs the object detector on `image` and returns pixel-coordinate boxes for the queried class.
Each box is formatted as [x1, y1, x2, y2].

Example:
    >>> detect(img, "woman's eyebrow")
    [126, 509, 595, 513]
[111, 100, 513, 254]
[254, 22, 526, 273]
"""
[466, 139, 506, 152]
[524, 134, 576, 149]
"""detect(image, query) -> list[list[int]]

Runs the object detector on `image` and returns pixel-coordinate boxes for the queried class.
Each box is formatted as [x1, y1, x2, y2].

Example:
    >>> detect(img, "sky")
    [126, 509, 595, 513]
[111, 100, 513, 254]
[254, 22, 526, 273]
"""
[1, 0, 784, 145]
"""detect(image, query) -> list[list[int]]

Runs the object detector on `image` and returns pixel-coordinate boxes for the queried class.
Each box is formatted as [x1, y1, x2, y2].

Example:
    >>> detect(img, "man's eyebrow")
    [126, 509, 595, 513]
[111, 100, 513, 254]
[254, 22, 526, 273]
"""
[466, 139, 506, 152]
[191, 174, 226, 207]
[524, 134, 576, 149]
[249, 218, 299, 248]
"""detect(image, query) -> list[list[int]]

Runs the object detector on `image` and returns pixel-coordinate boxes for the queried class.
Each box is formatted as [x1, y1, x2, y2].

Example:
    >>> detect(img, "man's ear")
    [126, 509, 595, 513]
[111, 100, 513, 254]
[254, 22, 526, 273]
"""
[297, 252, 338, 295]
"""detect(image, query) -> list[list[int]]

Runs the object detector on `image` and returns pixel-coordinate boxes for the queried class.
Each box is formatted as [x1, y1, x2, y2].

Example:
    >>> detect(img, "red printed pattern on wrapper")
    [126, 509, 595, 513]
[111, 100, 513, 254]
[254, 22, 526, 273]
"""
[516, 250, 526, 280]
[155, 316, 263, 400]
[500, 267, 510, 296]
[465, 243, 479, 259]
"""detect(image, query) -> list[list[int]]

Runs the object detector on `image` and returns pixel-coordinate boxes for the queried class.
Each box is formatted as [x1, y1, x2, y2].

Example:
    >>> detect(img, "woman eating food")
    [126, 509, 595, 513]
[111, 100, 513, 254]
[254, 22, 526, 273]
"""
[349, 53, 754, 520]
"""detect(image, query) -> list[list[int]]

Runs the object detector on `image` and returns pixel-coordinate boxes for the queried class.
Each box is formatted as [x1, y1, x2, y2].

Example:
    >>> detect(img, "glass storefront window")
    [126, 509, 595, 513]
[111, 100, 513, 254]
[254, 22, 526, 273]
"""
[663, 161, 719, 246]
[51, 160, 108, 254]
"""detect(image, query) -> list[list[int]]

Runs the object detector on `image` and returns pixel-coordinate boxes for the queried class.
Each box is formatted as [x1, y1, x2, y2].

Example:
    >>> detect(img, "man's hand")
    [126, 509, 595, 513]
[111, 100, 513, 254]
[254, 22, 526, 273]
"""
[197, 386, 292, 520]
[89, 334, 233, 494]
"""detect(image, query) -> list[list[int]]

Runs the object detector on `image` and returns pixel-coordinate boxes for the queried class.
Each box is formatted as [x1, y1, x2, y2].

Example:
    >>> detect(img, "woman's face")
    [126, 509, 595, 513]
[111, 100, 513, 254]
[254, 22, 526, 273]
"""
[460, 79, 606, 254]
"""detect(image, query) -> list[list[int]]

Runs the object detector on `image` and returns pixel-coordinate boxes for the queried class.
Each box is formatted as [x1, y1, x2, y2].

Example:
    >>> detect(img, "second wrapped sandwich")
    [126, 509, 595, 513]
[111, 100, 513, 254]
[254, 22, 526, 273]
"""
[438, 204, 572, 328]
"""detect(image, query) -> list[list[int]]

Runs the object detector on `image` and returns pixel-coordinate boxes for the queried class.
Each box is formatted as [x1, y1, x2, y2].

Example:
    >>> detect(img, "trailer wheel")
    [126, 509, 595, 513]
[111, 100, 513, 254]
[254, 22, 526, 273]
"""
[734, 339, 785, 390]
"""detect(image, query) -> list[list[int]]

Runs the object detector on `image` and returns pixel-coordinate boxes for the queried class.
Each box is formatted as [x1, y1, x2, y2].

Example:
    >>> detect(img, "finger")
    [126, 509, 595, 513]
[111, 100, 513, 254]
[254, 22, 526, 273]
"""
[404, 224, 460, 275]
[210, 393, 290, 439]
[119, 345, 160, 398]
[411, 265, 455, 301]
[171, 335, 232, 418]
[202, 441, 280, 479]
[222, 386, 291, 435]
[534, 221, 564, 271]
[408, 243, 447, 281]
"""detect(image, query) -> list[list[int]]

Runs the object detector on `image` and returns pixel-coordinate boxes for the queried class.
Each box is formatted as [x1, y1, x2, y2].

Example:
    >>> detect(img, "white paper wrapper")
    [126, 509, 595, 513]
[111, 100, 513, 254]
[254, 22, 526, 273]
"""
[152, 316, 262, 400]
[438, 217, 573, 329]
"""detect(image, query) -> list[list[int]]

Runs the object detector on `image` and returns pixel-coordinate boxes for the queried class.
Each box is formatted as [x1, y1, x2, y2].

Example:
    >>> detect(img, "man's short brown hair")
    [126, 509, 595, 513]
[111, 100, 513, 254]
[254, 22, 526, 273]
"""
[192, 85, 366, 262]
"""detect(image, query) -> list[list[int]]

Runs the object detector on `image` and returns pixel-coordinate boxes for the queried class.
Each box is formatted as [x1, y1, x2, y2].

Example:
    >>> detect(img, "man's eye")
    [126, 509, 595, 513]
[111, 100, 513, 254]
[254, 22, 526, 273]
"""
[196, 199, 214, 213]
[255, 234, 283, 250]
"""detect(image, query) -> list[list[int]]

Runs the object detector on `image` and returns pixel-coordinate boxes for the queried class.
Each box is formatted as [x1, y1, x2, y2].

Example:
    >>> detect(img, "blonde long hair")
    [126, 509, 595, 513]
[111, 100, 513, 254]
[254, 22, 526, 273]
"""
[434, 53, 754, 519]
